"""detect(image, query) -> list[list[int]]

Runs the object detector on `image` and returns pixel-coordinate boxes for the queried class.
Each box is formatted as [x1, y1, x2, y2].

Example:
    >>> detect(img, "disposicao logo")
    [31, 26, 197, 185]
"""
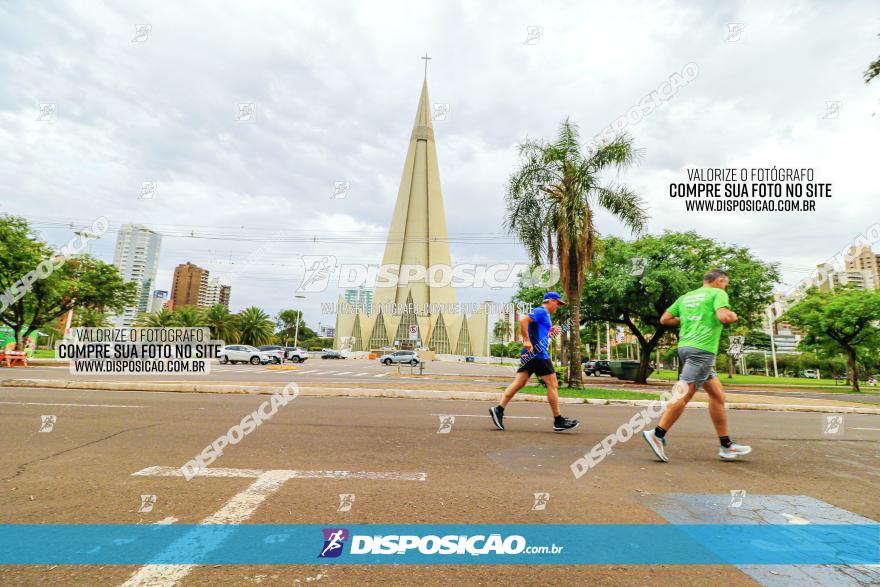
[318, 528, 349, 558]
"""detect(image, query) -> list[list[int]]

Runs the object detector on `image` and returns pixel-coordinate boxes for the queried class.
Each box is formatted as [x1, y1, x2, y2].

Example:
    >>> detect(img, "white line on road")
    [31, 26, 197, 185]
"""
[354, 372, 368, 377]
[133, 466, 427, 481]
[853, 427, 880, 431]
[296, 370, 317, 374]
[373, 373, 388, 378]
[0, 401, 144, 409]
[123, 465, 426, 586]
[335, 371, 352, 375]
[429, 413, 544, 420]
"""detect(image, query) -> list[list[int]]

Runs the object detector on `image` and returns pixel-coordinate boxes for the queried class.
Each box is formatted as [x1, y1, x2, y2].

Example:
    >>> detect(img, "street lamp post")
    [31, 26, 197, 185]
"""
[293, 295, 306, 349]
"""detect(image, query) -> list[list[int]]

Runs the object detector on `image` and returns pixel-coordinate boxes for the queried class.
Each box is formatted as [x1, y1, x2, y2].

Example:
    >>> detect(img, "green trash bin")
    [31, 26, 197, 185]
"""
[609, 360, 652, 381]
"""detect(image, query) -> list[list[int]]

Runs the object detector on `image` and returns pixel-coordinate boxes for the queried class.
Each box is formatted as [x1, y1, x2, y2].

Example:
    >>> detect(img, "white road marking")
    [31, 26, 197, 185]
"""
[123, 465, 426, 586]
[0, 401, 144, 409]
[296, 370, 317, 374]
[335, 371, 351, 375]
[373, 373, 388, 378]
[354, 372, 368, 377]
[132, 466, 426, 481]
[853, 427, 880, 431]
[322, 371, 336, 375]
[429, 413, 544, 420]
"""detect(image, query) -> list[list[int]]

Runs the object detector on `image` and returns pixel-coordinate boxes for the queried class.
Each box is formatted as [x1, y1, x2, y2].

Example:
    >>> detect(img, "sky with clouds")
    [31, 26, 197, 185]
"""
[1, 0, 878, 326]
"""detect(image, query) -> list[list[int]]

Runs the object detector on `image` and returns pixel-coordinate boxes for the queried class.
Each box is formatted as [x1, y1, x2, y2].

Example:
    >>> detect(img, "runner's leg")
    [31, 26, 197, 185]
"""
[658, 381, 697, 431]
[540, 372, 561, 417]
[702, 376, 730, 437]
[499, 370, 531, 408]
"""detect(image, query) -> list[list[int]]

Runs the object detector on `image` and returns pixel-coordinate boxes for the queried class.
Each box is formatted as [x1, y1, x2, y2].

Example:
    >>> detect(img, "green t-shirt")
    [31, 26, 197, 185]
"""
[666, 286, 731, 354]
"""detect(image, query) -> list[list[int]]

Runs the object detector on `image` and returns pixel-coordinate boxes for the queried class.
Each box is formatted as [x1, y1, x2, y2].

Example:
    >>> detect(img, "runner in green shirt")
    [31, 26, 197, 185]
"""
[642, 268, 752, 462]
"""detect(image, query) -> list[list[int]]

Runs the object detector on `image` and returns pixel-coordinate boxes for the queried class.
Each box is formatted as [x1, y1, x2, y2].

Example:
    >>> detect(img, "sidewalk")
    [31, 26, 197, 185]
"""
[3, 378, 880, 415]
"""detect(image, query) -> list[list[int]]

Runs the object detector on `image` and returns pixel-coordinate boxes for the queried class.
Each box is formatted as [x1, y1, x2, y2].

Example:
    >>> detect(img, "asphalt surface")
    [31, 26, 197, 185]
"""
[2, 385, 879, 586]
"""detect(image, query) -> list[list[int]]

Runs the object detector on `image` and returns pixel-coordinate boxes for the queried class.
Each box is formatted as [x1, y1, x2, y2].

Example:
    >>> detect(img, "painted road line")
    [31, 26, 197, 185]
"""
[123, 466, 427, 586]
[321, 371, 336, 375]
[641, 493, 880, 586]
[853, 427, 880, 431]
[132, 466, 427, 481]
[121, 471, 288, 587]
[335, 371, 352, 375]
[373, 373, 388, 378]
[429, 413, 544, 420]
[0, 401, 144, 408]
[354, 372, 369, 377]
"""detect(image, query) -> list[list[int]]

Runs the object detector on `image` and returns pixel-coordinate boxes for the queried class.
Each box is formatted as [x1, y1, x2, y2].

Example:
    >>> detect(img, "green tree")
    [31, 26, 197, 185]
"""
[0, 215, 136, 349]
[492, 317, 512, 343]
[172, 306, 207, 327]
[579, 231, 779, 383]
[784, 287, 880, 392]
[276, 309, 317, 347]
[204, 303, 237, 343]
[236, 306, 275, 346]
[866, 33, 880, 84]
[134, 308, 176, 327]
[505, 121, 648, 387]
[73, 307, 112, 328]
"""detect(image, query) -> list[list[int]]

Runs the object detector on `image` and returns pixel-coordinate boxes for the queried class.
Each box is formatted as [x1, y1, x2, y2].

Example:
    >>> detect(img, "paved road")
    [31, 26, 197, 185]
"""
[1, 385, 878, 585]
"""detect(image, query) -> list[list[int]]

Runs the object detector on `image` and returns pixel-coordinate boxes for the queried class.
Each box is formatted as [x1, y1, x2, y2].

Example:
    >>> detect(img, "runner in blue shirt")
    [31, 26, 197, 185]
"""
[490, 292, 579, 432]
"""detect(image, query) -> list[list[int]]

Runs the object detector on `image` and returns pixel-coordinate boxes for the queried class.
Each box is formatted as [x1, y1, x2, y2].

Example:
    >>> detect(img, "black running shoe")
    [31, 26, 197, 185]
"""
[553, 415, 579, 432]
[489, 406, 504, 430]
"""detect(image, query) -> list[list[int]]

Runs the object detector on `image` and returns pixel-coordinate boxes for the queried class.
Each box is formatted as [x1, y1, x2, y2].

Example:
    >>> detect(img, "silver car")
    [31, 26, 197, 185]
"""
[378, 350, 420, 365]
[219, 345, 272, 365]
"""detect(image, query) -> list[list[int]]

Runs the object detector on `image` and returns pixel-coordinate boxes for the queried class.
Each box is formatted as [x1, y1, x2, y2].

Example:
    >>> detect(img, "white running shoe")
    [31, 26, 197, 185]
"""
[719, 442, 752, 460]
[642, 430, 669, 462]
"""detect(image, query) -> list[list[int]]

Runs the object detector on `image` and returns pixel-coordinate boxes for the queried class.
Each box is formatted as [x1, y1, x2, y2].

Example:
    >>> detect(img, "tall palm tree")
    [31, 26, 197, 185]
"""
[204, 303, 238, 344]
[172, 306, 207, 327]
[505, 119, 648, 388]
[493, 318, 512, 343]
[134, 307, 176, 327]
[235, 306, 275, 346]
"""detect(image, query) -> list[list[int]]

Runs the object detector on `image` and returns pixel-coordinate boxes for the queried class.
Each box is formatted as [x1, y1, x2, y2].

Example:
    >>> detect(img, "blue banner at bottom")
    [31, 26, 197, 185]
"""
[0, 524, 877, 565]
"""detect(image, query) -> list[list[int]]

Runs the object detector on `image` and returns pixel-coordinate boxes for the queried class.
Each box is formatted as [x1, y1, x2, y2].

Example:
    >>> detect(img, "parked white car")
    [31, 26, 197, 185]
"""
[377, 350, 420, 365]
[219, 345, 272, 365]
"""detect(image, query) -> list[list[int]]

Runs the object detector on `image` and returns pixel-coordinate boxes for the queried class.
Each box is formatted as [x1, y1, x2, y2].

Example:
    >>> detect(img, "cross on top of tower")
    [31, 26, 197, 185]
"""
[421, 52, 431, 80]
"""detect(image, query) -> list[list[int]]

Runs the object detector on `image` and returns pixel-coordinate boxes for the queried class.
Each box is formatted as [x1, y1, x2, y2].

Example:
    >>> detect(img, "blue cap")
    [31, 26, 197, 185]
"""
[543, 292, 567, 305]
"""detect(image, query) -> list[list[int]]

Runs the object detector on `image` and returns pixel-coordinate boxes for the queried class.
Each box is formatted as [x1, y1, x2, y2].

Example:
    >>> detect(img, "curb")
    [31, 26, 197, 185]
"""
[2, 379, 879, 414]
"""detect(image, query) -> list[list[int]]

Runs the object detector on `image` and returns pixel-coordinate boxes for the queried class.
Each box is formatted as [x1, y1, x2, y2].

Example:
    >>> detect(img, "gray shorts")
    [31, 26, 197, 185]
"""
[678, 347, 717, 386]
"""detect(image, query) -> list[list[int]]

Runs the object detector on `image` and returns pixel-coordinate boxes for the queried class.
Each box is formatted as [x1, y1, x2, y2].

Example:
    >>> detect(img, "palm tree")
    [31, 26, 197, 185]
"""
[134, 308, 176, 327]
[505, 119, 648, 388]
[172, 306, 207, 327]
[493, 317, 512, 343]
[73, 307, 111, 328]
[235, 306, 275, 346]
[204, 303, 238, 343]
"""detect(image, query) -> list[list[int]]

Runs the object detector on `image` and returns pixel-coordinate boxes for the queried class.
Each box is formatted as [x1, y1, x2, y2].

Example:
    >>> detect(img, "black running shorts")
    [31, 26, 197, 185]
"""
[517, 357, 555, 377]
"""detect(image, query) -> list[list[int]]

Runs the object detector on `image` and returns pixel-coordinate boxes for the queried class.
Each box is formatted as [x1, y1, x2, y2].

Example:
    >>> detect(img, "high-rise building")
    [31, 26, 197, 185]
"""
[333, 75, 489, 356]
[202, 278, 232, 309]
[112, 224, 162, 327]
[219, 284, 231, 309]
[844, 244, 880, 289]
[171, 262, 209, 307]
[343, 286, 373, 313]
[150, 290, 169, 312]
[816, 262, 874, 292]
